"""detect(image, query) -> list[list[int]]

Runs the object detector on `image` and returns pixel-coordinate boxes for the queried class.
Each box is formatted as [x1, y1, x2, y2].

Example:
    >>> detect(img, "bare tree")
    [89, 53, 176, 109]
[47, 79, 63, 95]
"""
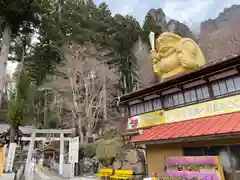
[43, 43, 119, 144]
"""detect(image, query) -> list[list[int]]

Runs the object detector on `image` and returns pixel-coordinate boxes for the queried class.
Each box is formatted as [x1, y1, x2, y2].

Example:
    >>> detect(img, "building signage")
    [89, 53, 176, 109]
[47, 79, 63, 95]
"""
[127, 110, 165, 130]
[128, 95, 240, 129]
[166, 94, 240, 123]
[68, 137, 79, 163]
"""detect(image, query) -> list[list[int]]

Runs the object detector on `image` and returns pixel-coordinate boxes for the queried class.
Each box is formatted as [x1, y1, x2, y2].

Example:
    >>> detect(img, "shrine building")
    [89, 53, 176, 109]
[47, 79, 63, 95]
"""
[119, 53, 240, 179]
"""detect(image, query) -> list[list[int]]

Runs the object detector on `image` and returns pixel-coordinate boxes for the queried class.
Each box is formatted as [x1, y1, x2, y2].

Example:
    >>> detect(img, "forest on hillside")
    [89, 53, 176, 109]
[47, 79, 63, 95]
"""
[0, 0, 160, 126]
[0, 0, 168, 168]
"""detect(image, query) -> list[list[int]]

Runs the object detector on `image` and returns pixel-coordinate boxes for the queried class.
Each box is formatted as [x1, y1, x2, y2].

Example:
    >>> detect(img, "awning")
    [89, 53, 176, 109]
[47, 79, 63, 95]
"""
[131, 112, 240, 144]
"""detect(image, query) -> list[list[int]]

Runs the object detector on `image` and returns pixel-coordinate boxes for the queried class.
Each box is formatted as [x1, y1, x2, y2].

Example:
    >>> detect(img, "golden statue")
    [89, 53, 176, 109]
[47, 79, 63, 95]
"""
[149, 32, 205, 81]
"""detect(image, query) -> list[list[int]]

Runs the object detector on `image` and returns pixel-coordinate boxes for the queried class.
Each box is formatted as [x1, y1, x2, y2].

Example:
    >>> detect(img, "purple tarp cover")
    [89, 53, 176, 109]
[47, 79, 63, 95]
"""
[165, 169, 220, 180]
[165, 156, 221, 180]
[167, 156, 217, 165]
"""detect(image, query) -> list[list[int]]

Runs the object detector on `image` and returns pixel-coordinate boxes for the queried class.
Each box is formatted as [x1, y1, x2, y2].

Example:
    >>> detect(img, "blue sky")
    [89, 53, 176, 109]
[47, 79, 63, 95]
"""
[95, 0, 240, 29]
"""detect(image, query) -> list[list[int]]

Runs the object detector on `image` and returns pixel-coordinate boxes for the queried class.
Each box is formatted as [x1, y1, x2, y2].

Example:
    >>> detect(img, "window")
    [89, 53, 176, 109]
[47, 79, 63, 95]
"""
[233, 76, 240, 90]
[165, 92, 185, 107]
[178, 93, 185, 104]
[129, 98, 162, 116]
[230, 145, 240, 170]
[184, 89, 197, 103]
[130, 84, 210, 115]
[173, 94, 179, 106]
[196, 88, 204, 100]
[204, 146, 225, 156]
[152, 98, 162, 110]
[196, 86, 210, 100]
[184, 91, 191, 103]
[164, 86, 209, 109]
[130, 105, 137, 116]
[202, 86, 210, 99]
[184, 146, 226, 156]
[189, 90, 197, 101]
[219, 81, 228, 94]
[212, 82, 221, 96]
[136, 103, 144, 114]
[212, 76, 240, 96]
[144, 100, 153, 112]
[226, 78, 235, 92]
[183, 147, 204, 156]
[164, 95, 173, 108]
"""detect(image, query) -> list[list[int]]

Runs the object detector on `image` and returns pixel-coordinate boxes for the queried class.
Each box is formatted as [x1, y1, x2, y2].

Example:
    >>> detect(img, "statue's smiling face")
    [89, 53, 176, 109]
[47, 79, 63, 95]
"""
[151, 32, 206, 80]
[153, 45, 181, 74]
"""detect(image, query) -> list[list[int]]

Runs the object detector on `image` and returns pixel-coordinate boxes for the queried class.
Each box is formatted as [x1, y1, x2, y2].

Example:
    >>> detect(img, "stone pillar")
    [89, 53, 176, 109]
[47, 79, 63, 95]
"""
[0, 147, 3, 176]
[59, 132, 64, 175]
[24, 131, 36, 180]
[5, 142, 17, 172]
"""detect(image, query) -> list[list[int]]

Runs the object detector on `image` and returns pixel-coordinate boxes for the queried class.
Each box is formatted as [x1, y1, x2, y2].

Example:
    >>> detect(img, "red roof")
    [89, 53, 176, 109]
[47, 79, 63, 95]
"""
[131, 112, 240, 143]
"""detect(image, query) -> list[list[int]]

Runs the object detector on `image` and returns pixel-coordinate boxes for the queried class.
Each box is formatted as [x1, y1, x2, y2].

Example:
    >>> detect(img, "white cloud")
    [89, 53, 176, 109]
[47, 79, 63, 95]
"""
[162, 0, 215, 23]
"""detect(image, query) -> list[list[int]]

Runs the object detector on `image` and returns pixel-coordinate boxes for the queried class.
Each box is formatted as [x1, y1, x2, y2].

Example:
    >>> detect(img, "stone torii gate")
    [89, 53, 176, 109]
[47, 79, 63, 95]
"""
[23, 128, 77, 180]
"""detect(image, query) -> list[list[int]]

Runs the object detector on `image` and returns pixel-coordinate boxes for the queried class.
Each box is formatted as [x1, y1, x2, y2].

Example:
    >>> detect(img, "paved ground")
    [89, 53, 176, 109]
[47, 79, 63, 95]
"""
[0, 170, 98, 180]
[34, 167, 98, 180]
[0, 173, 15, 180]
[34, 167, 63, 180]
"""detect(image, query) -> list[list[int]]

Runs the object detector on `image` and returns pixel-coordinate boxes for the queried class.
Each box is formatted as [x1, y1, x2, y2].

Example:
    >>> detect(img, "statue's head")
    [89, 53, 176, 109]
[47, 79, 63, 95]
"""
[152, 32, 205, 80]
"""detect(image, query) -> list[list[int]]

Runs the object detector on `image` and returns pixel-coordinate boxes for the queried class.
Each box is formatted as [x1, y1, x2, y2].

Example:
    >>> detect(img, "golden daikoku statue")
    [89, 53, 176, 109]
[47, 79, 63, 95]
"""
[149, 31, 206, 81]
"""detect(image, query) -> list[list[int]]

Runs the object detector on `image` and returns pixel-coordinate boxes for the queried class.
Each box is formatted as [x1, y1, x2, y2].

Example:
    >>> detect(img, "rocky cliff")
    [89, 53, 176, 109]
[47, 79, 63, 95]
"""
[199, 5, 240, 62]
[147, 8, 196, 40]
[200, 5, 240, 35]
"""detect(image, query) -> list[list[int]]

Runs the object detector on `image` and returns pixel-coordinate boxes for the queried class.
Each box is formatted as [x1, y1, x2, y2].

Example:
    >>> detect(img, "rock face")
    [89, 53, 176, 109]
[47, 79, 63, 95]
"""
[199, 5, 240, 62]
[147, 8, 196, 39]
[200, 5, 240, 34]
[112, 148, 146, 177]
[148, 8, 167, 28]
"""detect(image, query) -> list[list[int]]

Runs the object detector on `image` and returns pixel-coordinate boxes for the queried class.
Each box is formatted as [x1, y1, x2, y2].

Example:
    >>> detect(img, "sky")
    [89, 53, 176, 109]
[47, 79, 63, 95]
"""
[6, 0, 240, 76]
[95, 0, 240, 28]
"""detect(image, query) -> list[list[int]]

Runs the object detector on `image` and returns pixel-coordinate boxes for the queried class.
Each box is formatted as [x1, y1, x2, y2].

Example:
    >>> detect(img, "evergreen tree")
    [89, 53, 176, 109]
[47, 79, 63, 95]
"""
[142, 13, 164, 43]
[108, 14, 142, 94]
[24, 1, 142, 95]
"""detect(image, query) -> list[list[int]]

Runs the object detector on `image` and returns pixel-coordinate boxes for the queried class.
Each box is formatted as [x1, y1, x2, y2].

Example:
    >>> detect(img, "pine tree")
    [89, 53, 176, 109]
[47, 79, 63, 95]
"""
[0, 0, 50, 105]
